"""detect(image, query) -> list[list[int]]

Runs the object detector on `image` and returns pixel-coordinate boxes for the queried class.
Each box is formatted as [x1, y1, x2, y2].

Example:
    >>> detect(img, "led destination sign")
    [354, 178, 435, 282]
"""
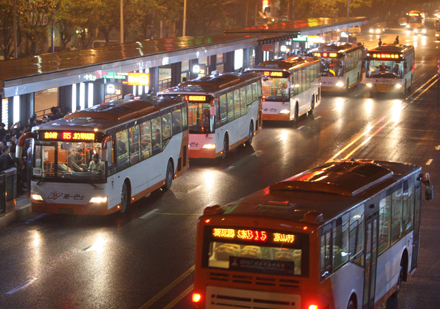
[314, 52, 338, 58]
[184, 95, 210, 102]
[212, 228, 296, 244]
[41, 131, 97, 141]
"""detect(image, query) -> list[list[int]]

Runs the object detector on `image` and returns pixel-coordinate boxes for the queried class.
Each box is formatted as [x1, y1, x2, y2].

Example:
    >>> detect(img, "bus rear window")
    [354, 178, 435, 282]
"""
[203, 227, 309, 277]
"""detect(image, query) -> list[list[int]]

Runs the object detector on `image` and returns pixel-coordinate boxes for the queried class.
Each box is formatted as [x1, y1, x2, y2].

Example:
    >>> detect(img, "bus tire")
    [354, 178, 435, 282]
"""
[221, 135, 228, 160]
[347, 297, 356, 309]
[357, 73, 360, 87]
[293, 102, 299, 122]
[346, 78, 349, 91]
[120, 181, 130, 214]
[246, 122, 254, 146]
[162, 160, 174, 192]
[309, 95, 315, 115]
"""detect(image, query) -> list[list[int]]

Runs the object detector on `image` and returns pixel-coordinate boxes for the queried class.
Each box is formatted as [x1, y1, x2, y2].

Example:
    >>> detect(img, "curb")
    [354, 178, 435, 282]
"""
[0, 197, 32, 231]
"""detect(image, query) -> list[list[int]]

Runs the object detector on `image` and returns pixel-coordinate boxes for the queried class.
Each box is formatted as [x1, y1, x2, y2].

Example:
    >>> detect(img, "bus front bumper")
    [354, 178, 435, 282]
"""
[189, 148, 219, 159]
[31, 200, 112, 215]
[263, 112, 290, 121]
[366, 83, 403, 93]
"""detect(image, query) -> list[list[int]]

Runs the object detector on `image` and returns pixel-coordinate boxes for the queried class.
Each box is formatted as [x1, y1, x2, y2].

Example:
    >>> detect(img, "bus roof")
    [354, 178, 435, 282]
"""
[309, 42, 362, 54]
[159, 72, 260, 95]
[33, 95, 184, 133]
[204, 160, 421, 225]
[368, 44, 414, 54]
[250, 56, 317, 71]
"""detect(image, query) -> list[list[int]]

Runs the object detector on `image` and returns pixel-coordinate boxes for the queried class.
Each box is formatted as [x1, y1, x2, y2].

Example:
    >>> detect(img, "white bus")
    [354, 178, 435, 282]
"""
[365, 44, 415, 95]
[159, 72, 262, 160]
[18, 95, 189, 215]
[310, 42, 364, 91]
[193, 159, 433, 309]
[248, 56, 321, 122]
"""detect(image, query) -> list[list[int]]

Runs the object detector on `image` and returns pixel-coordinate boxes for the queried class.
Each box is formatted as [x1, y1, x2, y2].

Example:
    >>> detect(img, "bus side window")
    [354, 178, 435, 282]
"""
[140, 120, 152, 160]
[320, 226, 332, 277]
[240, 87, 247, 113]
[378, 191, 391, 254]
[233, 90, 241, 118]
[172, 109, 182, 134]
[151, 116, 162, 155]
[252, 82, 258, 101]
[128, 124, 140, 166]
[349, 204, 364, 266]
[246, 84, 253, 105]
[219, 94, 227, 123]
[116, 129, 129, 171]
[227, 92, 234, 121]
[404, 178, 414, 233]
[162, 112, 172, 140]
[182, 106, 188, 130]
[257, 80, 262, 97]
[333, 213, 349, 269]
[391, 185, 403, 244]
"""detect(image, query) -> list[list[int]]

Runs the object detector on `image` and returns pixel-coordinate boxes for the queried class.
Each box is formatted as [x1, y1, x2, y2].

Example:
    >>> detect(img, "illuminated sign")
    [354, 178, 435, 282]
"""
[212, 228, 298, 244]
[262, 71, 286, 77]
[185, 95, 208, 102]
[307, 35, 324, 44]
[314, 52, 338, 58]
[123, 73, 150, 86]
[42, 131, 96, 141]
[371, 53, 401, 59]
[103, 72, 128, 80]
[273, 233, 295, 243]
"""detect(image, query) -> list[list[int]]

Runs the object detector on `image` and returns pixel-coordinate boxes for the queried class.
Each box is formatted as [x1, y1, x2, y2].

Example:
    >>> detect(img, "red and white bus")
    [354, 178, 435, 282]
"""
[159, 72, 262, 160]
[192, 159, 432, 309]
[248, 56, 321, 122]
[18, 95, 189, 215]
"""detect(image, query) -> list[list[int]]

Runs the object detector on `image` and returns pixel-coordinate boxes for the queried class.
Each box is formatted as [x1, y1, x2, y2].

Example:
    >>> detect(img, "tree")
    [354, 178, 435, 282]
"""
[69, 0, 100, 48]
[95, 0, 119, 44]
[55, 0, 86, 50]
[19, 0, 56, 55]
[0, 0, 22, 59]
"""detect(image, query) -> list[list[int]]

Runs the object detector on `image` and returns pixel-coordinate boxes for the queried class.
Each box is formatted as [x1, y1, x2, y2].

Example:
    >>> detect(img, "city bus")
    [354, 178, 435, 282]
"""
[309, 43, 364, 91]
[365, 44, 415, 95]
[406, 10, 424, 29]
[17, 95, 189, 215]
[435, 19, 440, 40]
[247, 56, 321, 122]
[158, 72, 262, 160]
[192, 159, 433, 309]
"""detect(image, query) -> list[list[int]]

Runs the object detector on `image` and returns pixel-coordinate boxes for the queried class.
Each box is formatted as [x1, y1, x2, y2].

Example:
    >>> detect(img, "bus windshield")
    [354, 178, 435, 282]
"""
[261, 77, 289, 101]
[321, 58, 344, 77]
[367, 60, 402, 78]
[188, 103, 214, 133]
[407, 15, 422, 23]
[33, 141, 106, 182]
[204, 229, 308, 277]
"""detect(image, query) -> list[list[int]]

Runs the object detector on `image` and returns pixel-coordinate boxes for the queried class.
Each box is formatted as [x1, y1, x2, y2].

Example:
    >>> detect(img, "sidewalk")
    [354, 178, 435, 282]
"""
[0, 195, 32, 231]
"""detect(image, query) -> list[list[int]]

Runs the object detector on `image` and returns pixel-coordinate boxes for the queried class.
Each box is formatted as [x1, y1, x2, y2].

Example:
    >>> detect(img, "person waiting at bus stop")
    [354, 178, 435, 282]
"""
[68, 148, 87, 172]
[88, 154, 104, 174]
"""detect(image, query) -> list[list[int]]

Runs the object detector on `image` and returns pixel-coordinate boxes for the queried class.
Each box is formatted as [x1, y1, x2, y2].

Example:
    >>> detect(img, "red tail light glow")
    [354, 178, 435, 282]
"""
[192, 293, 202, 303]
[308, 305, 318, 309]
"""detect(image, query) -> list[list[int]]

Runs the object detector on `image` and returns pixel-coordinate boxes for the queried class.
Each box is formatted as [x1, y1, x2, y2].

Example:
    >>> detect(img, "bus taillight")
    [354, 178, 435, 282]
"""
[192, 293, 202, 303]
[308, 305, 318, 309]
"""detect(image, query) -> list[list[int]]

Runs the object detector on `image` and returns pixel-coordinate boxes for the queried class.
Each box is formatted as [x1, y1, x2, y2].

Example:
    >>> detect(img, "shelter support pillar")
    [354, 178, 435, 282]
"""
[224, 51, 234, 72]
[150, 67, 159, 95]
[171, 62, 182, 87]
[255, 45, 263, 65]
[58, 85, 73, 114]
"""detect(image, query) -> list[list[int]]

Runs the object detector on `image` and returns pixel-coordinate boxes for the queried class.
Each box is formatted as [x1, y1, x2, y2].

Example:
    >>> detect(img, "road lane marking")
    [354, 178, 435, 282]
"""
[222, 166, 235, 172]
[315, 116, 321, 119]
[251, 150, 263, 157]
[25, 213, 47, 223]
[139, 266, 195, 309]
[6, 278, 37, 295]
[163, 284, 194, 309]
[426, 159, 433, 165]
[297, 126, 304, 130]
[187, 185, 201, 193]
[140, 208, 159, 220]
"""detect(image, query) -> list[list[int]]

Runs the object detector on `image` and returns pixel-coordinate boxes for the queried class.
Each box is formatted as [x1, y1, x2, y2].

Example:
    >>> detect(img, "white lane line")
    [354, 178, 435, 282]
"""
[6, 278, 37, 295]
[252, 150, 263, 157]
[140, 208, 159, 220]
[222, 166, 235, 172]
[297, 126, 304, 130]
[26, 213, 47, 223]
[187, 185, 200, 194]
[426, 159, 433, 166]
[315, 116, 321, 119]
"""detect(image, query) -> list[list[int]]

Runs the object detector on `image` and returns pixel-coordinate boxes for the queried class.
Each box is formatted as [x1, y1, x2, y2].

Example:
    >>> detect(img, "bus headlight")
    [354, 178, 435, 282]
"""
[336, 82, 344, 87]
[414, 29, 418, 33]
[31, 194, 43, 201]
[422, 29, 427, 33]
[369, 29, 373, 33]
[366, 83, 373, 87]
[202, 144, 216, 149]
[376, 29, 380, 33]
[395, 84, 402, 88]
[406, 24, 410, 28]
[436, 34, 440, 37]
[280, 109, 290, 114]
[89, 197, 108, 203]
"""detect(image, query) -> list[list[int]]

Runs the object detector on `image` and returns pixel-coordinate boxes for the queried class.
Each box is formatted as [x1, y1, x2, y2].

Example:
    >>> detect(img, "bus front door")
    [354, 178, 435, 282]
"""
[363, 212, 379, 309]
[411, 183, 422, 271]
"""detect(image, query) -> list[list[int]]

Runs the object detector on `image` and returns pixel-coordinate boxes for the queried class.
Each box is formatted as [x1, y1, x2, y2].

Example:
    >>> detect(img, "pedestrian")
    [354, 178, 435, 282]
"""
[378, 38, 382, 47]
[394, 36, 399, 44]
[0, 146, 11, 171]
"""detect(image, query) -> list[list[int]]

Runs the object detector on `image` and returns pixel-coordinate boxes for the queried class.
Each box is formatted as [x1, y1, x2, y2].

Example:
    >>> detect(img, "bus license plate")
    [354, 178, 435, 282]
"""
[59, 208, 74, 214]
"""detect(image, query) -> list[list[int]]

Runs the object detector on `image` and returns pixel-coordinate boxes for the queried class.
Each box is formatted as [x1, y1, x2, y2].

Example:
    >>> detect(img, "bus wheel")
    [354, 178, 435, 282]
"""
[120, 182, 130, 214]
[221, 136, 228, 160]
[309, 95, 315, 115]
[246, 122, 254, 146]
[293, 103, 299, 122]
[162, 160, 173, 192]
[346, 78, 349, 91]
[347, 298, 356, 309]
[357, 73, 360, 87]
